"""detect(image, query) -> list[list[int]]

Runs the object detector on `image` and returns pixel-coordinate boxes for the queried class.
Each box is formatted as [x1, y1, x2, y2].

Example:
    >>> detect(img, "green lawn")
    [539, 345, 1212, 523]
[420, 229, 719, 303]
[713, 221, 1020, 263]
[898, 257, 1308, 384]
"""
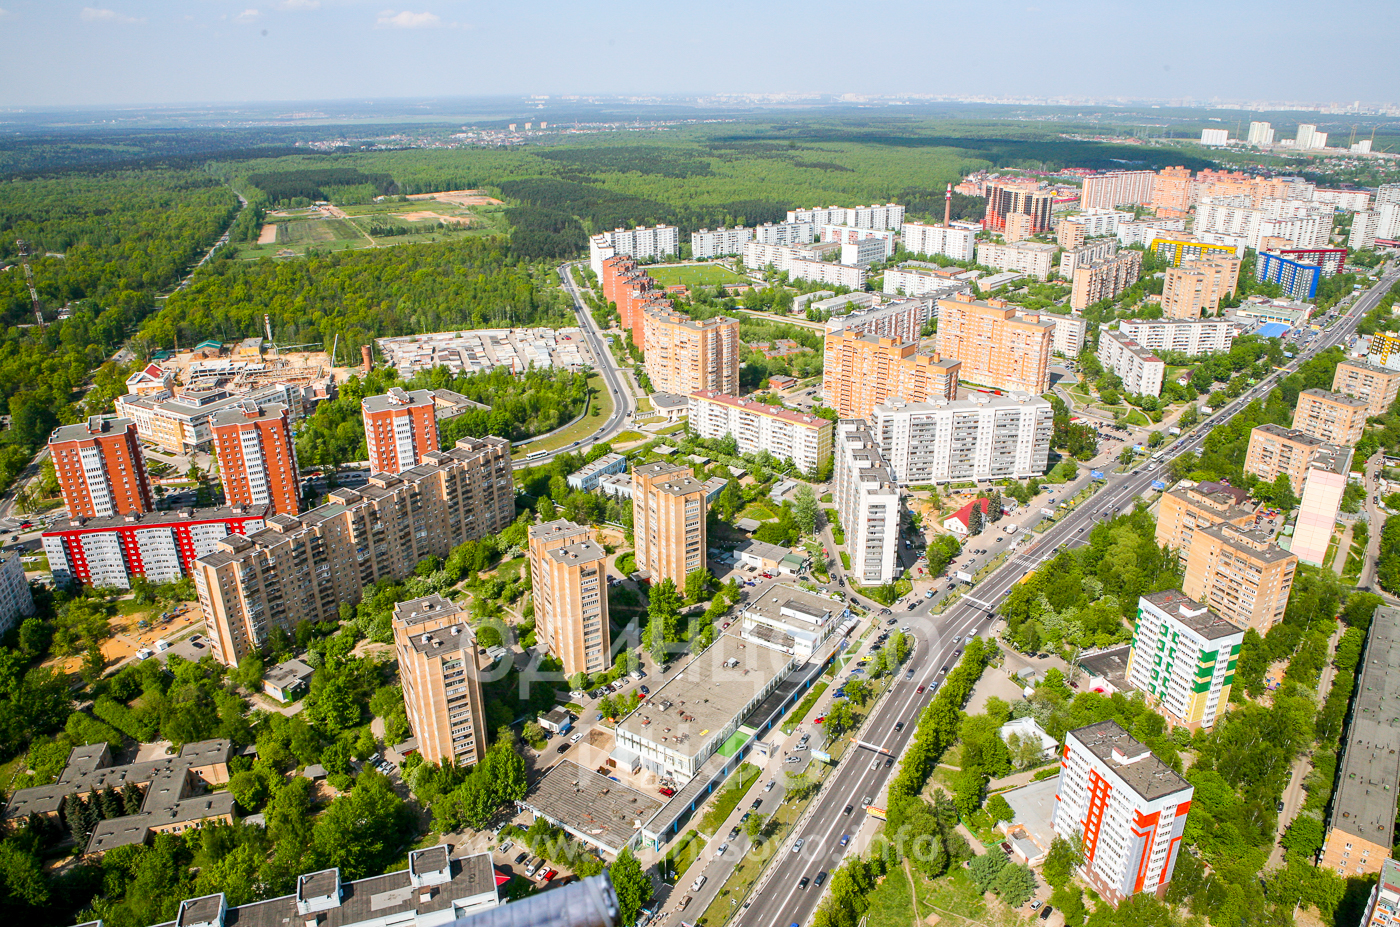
[662, 829, 707, 882]
[866, 862, 916, 927]
[699, 763, 762, 835]
[647, 264, 749, 288]
[781, 682, 828, 735]
[511, 374, 614, 458]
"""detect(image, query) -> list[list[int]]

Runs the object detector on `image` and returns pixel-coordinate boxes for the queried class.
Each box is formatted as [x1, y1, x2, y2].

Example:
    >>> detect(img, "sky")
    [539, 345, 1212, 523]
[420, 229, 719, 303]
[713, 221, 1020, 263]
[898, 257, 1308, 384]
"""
[0, 0, 1397, 110]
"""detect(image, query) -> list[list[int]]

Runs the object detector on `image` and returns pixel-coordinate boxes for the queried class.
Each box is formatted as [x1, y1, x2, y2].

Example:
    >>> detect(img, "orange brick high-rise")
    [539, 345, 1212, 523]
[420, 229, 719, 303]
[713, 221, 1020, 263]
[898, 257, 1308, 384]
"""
[48, 417, 154, 519]
[934, 294, 1054, 394]
[211, 400, 302, 516]
[821, 332, 959, 422]
[362, 387, 440, 475]
[392, 595, 488, 768]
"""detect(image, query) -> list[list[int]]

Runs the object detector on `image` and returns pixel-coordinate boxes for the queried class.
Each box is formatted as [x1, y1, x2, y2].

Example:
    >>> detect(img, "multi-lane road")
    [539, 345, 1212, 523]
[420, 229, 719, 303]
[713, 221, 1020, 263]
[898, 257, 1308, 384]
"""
[735, 266, 1397, 927]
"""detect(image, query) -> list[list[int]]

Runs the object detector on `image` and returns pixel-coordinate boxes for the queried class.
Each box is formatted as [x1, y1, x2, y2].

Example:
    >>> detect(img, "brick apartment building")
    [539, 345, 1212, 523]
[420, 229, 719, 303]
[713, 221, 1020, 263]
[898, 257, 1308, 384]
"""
[211, 400, 301, 516]
[632, 462, 707, 589]
[934, 294, 1054, 394]
[642, 308, 740, 396]
[528, 519, 611, 677]
[1292, 389, 1369, 446]
[821, 331, 959, 422]
[49, 417, 154, 519]
[362, 387, 440, 475]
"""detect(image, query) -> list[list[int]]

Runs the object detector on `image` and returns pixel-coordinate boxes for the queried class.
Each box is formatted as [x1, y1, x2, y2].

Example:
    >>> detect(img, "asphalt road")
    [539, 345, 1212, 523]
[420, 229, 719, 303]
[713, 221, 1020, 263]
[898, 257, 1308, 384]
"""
[736, 267, 1398, 927]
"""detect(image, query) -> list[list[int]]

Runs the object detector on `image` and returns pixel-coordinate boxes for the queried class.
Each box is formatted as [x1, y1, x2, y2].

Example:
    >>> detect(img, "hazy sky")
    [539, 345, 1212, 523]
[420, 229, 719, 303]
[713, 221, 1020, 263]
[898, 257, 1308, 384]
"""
[1, 0, 1396, 109]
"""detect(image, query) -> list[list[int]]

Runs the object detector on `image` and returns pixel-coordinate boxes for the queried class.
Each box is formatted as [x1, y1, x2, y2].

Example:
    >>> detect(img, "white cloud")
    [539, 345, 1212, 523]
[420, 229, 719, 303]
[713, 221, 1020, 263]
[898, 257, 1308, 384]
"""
[376, 9, 442, 29]
[278, 0, 321, 9]
[235, 8, 261, 23]
[81, 6, 143, 23]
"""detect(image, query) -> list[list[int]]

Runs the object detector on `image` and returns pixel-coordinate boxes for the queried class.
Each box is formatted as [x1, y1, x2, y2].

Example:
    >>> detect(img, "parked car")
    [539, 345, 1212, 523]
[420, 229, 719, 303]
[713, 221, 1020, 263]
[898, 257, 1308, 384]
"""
[1038, 906, 1054, 921]
[556, 743, 569, 754]
[499, 841, 513, 854]
[514, 852, 528, 865]
[659, 786, 675, 796]
[751, 798, 763, 811]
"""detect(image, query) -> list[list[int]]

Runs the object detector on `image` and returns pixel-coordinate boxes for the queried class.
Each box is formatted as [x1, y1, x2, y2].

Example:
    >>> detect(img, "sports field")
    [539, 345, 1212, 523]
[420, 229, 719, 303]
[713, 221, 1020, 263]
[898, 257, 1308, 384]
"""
[647, 264, 750, 287]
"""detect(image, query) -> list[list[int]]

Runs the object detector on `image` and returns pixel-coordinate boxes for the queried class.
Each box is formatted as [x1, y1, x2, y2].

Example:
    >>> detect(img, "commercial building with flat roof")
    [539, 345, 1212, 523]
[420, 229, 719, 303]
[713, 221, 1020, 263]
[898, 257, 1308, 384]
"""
[1333, 359, 1400, 417]
[738, 584, 839, 662]
[835, 420, 901, 585]
[1125, 590, 1244, 730]
[521, 761, 665, 856]
[872, 393, 1052, 485]
[1322, 605, 1400, 877]
[1293, 388, 1369, 446]
[689, 391, 832, 474]
[1183, 522, 1297, 633]
[935, 294, 1055, 394]
[822, 331, 959, 423]
[566, 453, 627, 492]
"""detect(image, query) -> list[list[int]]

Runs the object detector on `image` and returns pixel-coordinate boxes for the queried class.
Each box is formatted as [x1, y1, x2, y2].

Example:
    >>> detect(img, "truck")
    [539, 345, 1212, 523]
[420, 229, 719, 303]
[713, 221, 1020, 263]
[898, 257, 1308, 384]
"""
[1168, 426, 1181, 436]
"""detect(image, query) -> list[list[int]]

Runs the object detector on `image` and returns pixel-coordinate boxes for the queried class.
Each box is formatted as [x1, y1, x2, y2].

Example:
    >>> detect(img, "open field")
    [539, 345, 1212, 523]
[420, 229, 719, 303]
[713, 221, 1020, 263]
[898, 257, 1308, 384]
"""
[648, 264, 750, 288]
[238, 199, 509, 261]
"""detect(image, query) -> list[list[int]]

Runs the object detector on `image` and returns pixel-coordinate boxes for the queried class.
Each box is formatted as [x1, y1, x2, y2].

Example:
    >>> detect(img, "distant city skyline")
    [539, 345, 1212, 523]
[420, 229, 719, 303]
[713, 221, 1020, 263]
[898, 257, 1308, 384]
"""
[0, 0, 1396, 109]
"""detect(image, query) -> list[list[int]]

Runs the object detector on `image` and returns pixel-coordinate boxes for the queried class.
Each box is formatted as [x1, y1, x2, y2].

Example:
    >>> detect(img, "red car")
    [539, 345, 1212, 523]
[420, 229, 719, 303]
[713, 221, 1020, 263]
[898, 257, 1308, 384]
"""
[916, 685, 925, 694]
[541, 868, 557, 882]
[813, 716, 826, 724]
[659, 786, 675, 796]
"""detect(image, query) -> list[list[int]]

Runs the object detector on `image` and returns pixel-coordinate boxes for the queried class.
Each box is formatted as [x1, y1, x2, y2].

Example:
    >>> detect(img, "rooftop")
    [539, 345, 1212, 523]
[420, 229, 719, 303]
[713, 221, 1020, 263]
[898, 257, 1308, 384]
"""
[1067, 720, 1191, 802]
[522, 761, 663, 855]
[1141, 590, 1243, 641]
[361, 387, 434, 414]
[44, 504, 272, 535]
[546, 540, 608, 566]
[1200, 522, 1297, 563]
[1328, 605, 1400, 846]
[49, 416, 134, 444]
[1300, 387, 1368, 409]
[690, 390, 828, 428]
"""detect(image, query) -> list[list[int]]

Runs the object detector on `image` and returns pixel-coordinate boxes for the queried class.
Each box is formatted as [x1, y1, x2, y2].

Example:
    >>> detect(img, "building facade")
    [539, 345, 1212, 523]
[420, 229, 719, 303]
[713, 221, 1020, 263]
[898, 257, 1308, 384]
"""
[691, 227, 753, 259]
[974, 241, 1058, 281]
[689, 391, 833, 473]
[527, 523, 611, 678]
[193, 436, 515, 665]
[393, 595, 488, 767]
[1081, 171, 1157, 210]
[834, 420, 900, 585]
[1116, 319, 1240, 356]
[934, 294, 1055, 394]
[1097, 331, 1165, 397]
[1292, 388, 1369, 445]
[211, 401, 301, 516]
[1244, 424, 1339, 494]
[1154, 485, 1258, 563]
[632, 462, 707, 588]
[1070, 251, 1144, 311]
[882, 265, 972, 299]
[49, 417, 154, 519]
[1182, 522, 1297, 633]
[643, 309, 740, 397]
[983, 183, 1053, 234]
[1125, 590, 1244, 730]
[1059, 239, 1119, 279]
[0, 552, 33, 636]
[362, 388, 440, 475]
[788, 204, 905, 230]
[1247, 121, 1275, 146]
[821, 331, 959, 422]
[588, 225, 680, 275]
[753, 221, 816, 246]
[900, 222, 977, 262]
[1291, 444, 1352, 568]
[1160, 259, 1241, 319]
[871, 393, 1052, 485]
[1256, 250, 1323, 299]
[1051, 721, 1193, 905]
[1333, 359, 1400, 416]
[1051, 315, 1088, 358]
[824, 296, 936, 345]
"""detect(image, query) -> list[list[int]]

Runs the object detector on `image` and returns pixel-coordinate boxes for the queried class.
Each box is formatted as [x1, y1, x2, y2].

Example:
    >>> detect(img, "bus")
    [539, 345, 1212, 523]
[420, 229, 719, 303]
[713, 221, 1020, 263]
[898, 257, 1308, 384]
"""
[526, 450, 549, 461]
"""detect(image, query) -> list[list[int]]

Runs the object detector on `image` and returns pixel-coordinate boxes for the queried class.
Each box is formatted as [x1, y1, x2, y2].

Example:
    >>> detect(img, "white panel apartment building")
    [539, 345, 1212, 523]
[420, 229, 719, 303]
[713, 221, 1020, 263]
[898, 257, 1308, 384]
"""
[588, 225, 680, 274]
[1061, 209, 1134, 240]
[789, 204, 905, 230]
[824, 297, 935, 345]
[1081, 172, 1157, 210]
[883, 265, 972, 299]
[1051, 316, 1088, 358]
[753, 221, 816, 246]
[1117, 217, 1187, 247]
[1060, 239, 1120, 278]
[1115, 319, 1241, 357]
[1052, 721, 1194, 905]
[691, 227, 753, 259]
[1099, 330, 1166, 397]
[834, 420, 901, 585]
[788, 258, 867, 289]
[901, 222, 977, 262]
[975, 241, 1058, 281]
[689, 390, 833, 473]
[0, 552, 34, 636]
[1194, 197, 1332, 251]
[822, 224, 896, 261]
[872, 393, 1052, 485]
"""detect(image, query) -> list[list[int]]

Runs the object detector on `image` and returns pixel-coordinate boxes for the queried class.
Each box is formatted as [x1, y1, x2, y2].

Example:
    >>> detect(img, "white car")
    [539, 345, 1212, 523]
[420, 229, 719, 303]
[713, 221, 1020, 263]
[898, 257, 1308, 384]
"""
[570, 732, 583, 744]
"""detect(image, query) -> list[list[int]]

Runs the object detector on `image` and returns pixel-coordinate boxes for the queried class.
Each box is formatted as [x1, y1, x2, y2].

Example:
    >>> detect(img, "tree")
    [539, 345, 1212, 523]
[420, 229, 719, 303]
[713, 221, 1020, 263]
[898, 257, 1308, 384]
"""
[784, 771, 819, 800]
[793, 484, 819, 535]
[844, 678, 871, 706]
[994, 862, 1037, 907]
[746, 813, 765, 843]
[952, 768, 987, 819]
[986, 490, 1003, 523]
[986, 792, 1014, 825]
[609, 848, 653, 927]
[967, 501, 985, 536]
[824, 700, 857, 736]
[522, 721, 546, 746]
[684, 568, 711, 604]
[569, 672, 589, 692]
[969, 850, 1007, 892]
[1042, 836, 1081, 890]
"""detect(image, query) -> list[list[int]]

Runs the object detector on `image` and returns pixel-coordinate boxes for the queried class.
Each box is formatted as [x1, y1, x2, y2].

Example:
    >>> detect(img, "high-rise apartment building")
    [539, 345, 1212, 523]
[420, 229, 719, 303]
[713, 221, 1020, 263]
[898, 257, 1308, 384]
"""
[1256, 251, 1324, 300]
[974, 241, 1059, 280]
[900, 222, 977, 262]
[642, 308, 740, 397]
[632, 462, 707, 589]
[588, 225, 680, 275]
[1333, 360, 1400, 416]
[1182, 522, 1297, 633]
[1160, 259, 1241, 319]
[1151, 237, 1240, 267]
[1244, 424, 1341, 494]
[49, 417, 154, 519]
[211, 401, 301, 516]
[1057, 218, 1086, 249]
[1296, 124, 1328, 151]
[363, 387, 440, 475]
[787, 204, 905, 230]
[983, 182, 1053, 234]
[1360, 858, 1400, 926]
[0, 552, 34, 636]
[1292, 444, 1352, 567]
[821, 331, 959, 422]
[1150, 166, 1196, 215]
[1051, 721, 1194, 905]
[1247, 121, 1275, 147]
[871, 393, 1052, 485]
[1050, 315, 1088, 357]
[834, 421, 900, 585]
[528, 521, 610, 677]
[1097, 330, 1165, 397]
[1003, 212, 1034, 243]
[1059, 239, 1119, 278]
[1322, 605, 1400, 878]
[689, 391, 833, 474]
[1116, 319, 1240, 357]
[393, 595, 488, 767]
[690, 227, 753, 259]
[934, 294, 1054, 394]
[1125, 590, 1244, 730]
[1293, 388, 1369, 445]
[1200, 128, 1230, 147]
[882, 265, 973, 299]
[194, 436, 515, 665]
[1070, 251, 1143, 311]
[1081, 171, 1157, 210]
[752, 221, 816, 246]
[824, 297, 938, 345]
[1155, 485, 1258, 563]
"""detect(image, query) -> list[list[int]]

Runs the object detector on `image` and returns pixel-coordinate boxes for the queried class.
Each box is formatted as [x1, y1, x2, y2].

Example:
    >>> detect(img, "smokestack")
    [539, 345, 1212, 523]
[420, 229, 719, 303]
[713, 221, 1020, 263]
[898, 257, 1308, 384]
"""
[944, 183, 952, 227]
[361, 345, 372, 374]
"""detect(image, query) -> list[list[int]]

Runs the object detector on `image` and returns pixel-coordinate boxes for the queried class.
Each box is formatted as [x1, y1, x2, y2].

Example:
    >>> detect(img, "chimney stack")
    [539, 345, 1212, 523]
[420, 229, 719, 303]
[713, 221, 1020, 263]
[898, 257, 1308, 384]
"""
[944, 183, 952, 227]
[361, 345, 372, 374]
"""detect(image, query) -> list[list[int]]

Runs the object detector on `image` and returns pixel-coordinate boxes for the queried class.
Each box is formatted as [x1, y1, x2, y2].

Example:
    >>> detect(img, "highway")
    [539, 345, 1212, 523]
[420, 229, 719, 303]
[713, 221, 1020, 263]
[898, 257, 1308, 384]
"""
[734, 266, 1397, 927]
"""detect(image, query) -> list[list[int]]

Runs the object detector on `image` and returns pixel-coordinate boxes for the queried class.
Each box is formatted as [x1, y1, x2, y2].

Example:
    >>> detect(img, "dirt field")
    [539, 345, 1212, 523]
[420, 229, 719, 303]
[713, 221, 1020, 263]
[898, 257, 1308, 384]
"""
[406, 189, 503, 206]
[397, 210, 472, 225]
[257, 223, 279, 245]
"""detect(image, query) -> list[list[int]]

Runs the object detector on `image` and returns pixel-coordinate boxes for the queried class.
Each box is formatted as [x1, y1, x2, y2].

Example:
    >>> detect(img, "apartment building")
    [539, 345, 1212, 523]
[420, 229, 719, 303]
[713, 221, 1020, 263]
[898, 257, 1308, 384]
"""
[527, 523, 610, 677]
[824, 296, 935, 345]
[49, 417, 154, 519]
[1244, 424, 1341, 494]
[821, 331, 959, 422]
[1082, 171, 1157, 210]
[1150, 166, 1196, 214]
[1200, 128, 1229, 147]
[1059, 209, 1133, 247]
[788, 204, 905, 230]
[1003, 212, 1034, 243]
[632, 462, 707, 588]
[393, 595, 488, 767]
[1293, 388, 1369, 445]
[1195, 198, 1332, 252]
[742, 240, 839, 273]
[1057, 217, 1086, 250]
[1051, 721, 1193, 905]
[1150, 238, 1239, 267]
[211, 401, 301, 517]
[787, 257, 868, 289]
[1115, 319, 1240, 357]
[116, 382, 310, 455]
[689, 390, 833, 474]
[753, 220, 816, 246]
[1070, 251, 1143, 311]
[871, 393, 1052, 485]
[983, 182, 1053, 234]
[643, 308, 740, 396]
[1117, 217, 1187, 247]
[900, 221, 977, 262]
[1256, 251, 1323, 300]
[974, 241, 1058, 281]
[1322, 605, 1400, 878]
[1125, 590, 1244, 730]
[1361, 859, 1400, 927]
[1097, 330, 1165, 397]
[1155, 485, 1257, 562]
[1060, 239, 1120, 278]
[934, 294, 1054, 394]
[1051, 315, 1088, 357]
[691, 226, 753, 259]
[588, 225, 679, 275]
[1333, 359, 1400, 416]
[834, 420, 901, 585]
[0, 552, 33, 636]
[1160, 259, 1241, 319]
[193, 436, 515, 665]
[882, 264, 972, 299]
[822, 224, 896, 259]
[1247, 121, 1275, 146]
[1292, 444, 1352, 567]
[1296, 124, 1328, 150]
[1272, 246, 1349, 277]
[1182, 522, 1297, 633]
[363, 387, 440, 475]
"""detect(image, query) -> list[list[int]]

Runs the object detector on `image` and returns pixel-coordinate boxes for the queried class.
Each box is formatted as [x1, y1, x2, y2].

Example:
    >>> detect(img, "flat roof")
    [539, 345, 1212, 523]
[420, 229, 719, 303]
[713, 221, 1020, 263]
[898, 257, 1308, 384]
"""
[616, 633, 792, 760]
[1068, 720, 1191, 803]
[1300, 387, 1368, 409]
[742, 585, 835, 632]
[1200, 522, 1297, 564]
[691, 390, 829, 428]
[523, 761, 663, 854]
[44, 504, 271, 535]
[546, 540, 608, 566]
[361, 387, 434, 413]
[1329, 605, 1400, 846]
[1142, 590, 1243, 641]
[48, 417, 134, 444]
[1252, 422, 1327, 447]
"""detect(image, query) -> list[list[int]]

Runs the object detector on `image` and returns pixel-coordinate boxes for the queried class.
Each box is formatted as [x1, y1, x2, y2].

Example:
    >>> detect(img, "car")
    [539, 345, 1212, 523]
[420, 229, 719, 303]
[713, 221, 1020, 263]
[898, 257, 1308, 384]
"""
[556, 742, 569, 754]
[515, 852, 528, 864]
[525, 858, 543, 877]
[676, 895, 692, 912]
[885, 756, 894, 768]
[786, 756, 802, 764]
[870, 758, 881, 770]
[798, 877, 810, 889]
[659, 786, 675, 796]
[740, 813, 751, 824]
[916, 685, 925, 693]
[1000, 842, 1013, 855]
[570, 732, 583, 743]
[862, 796, 872, 807]
[907, 601, 917, 610]
[815, 871, 828, 887]
[939, 665, 948, 674]
[751, 798, 763, 811]
[542, 868, 558, 882]
[639, 685, 650, 695]
[889, 616, 900, 624]
[901, 626, 911, 633]
[792, 838, 805, 853]
[839, 834, 851, 847]
[691, 875, 707, 892]
[765, 780, 776, 791]
[925, 590, 935, 599]
[904, 669, 915, 680]
[1029, 900, 1042, 911]
[1277, 800, 1286, 812]
[953, 648, 962, 658]
[813, 715, 826, 725]
[1039, 906, 1055, 921]
[728, 826, 741, 840]
[880, 608, 892, 615]
[716, 843, 729, 857]
[894, 721, 904, 733]
[843, 804, 854, 815]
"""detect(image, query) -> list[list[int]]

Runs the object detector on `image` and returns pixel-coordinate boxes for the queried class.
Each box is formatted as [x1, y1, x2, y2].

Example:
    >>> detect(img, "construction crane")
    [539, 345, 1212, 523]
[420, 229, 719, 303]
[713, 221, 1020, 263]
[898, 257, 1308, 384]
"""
[14, 240, 44, 327]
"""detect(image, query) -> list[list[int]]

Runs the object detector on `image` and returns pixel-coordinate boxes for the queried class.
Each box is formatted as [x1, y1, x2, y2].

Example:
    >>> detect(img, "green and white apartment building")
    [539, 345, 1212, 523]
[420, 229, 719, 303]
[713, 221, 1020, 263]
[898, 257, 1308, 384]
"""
[1124, 590, 1244, 730]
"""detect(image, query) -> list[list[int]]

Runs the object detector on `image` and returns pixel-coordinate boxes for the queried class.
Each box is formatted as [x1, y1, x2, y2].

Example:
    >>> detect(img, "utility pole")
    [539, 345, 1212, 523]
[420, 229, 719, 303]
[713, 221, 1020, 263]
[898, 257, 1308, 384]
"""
[14, 240, 44, 327]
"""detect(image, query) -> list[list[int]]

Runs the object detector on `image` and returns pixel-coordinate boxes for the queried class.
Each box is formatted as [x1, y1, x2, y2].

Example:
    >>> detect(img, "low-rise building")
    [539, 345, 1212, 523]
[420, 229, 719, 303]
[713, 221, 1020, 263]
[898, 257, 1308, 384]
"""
[872, 393, 1053, 485]
[738, 584, 838, 662]
[1125, 590, 1244, 730]
[943, 497, 993, 537]
[566, 453, 627, 492]
[262, 657, 315, 702]
[689, 391, 832, 474]
[1097, 330, 1165, 397]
